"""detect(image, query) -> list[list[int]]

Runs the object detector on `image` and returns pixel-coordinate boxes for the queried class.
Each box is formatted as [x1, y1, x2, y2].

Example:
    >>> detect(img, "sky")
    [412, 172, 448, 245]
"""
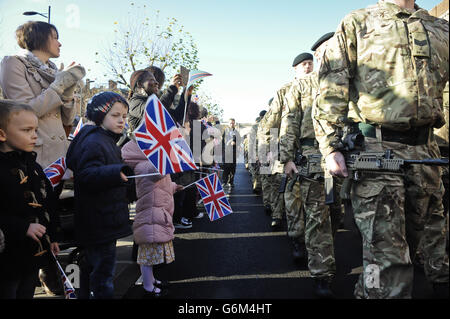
[0, 0, 444, 123]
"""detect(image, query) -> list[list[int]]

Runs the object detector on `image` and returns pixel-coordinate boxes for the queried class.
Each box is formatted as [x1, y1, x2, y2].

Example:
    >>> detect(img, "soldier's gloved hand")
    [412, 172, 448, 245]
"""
[284, 161, 298, 178]
[50, 64, 86, 97]
[325, 151, 348, 178]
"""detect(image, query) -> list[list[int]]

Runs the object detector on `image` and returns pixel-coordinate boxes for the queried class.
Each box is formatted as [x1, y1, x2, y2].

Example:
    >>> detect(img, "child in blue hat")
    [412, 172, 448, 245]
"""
[66, 91, 134, 299]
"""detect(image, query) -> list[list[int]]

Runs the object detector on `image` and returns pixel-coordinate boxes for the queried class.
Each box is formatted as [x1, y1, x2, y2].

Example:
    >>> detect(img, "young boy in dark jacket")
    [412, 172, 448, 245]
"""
[66, 91, 134, 299]
[0, 100, 60, 299]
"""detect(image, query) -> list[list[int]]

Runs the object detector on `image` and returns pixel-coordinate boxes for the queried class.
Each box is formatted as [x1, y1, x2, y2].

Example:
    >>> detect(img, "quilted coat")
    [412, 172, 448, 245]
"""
[121, 140, 177, 244]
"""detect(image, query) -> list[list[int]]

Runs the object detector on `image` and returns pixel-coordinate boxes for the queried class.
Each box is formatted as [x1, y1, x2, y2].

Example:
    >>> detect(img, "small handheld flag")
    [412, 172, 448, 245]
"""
[69, 118, 83, 140]
[195, 173, 233, 221]
[51, 252, 77, 299]
[183, 70, 212, 125]
[133, 94, 198, 175]
[186, 70, 212, 90]
[44, 157, 66, 188]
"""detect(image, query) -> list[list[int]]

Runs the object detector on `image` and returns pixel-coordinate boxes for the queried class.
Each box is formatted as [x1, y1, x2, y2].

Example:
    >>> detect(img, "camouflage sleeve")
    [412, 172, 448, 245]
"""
[314, 14, 357, 157]
[279, 82, 302, 163]
[257, 115, 269, 164]
[248, 124, 258, 163]
[262, 91, 283, 147]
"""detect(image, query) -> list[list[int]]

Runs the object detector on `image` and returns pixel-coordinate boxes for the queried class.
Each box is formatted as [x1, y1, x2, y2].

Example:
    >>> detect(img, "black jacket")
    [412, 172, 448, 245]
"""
[128, 87, 189, 132]
[0, 151, 60, 273]
[66, 125, 133, 246]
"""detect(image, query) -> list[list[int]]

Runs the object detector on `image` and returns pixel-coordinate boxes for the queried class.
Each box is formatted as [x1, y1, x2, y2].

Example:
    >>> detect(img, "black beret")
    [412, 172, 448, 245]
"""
[311, 32, 335, 51]
[259, 110, 267, 117]
[292, 53, 314, 67]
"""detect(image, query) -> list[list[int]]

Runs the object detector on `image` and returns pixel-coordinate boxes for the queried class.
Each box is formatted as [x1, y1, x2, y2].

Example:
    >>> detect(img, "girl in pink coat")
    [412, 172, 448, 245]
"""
[121, 139, 183, 298]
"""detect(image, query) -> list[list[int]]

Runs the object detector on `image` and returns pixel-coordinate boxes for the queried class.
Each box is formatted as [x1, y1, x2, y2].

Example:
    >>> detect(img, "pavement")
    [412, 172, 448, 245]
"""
[34, 163, 440, 303]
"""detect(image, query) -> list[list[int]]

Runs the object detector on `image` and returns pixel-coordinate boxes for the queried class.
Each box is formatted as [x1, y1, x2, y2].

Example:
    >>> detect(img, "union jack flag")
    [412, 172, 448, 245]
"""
[52, 252, 77, 299]
[133, 94, 198, 175]
[69, 118, 83, 140]
[44, 157, 66, 188]
[195, 173, 233, 221]
[61, 270, 77, 299]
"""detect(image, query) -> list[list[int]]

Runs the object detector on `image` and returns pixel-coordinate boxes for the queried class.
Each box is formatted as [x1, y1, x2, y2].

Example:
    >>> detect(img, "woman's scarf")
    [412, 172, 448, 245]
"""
[16, 49, 58, 83]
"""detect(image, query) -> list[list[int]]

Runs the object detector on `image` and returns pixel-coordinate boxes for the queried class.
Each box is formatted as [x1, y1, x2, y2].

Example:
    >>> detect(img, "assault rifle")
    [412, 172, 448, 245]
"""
[285, 153, 324, 192]
[282, 148, 449, 203]
[335, 150, 449, 203]
[324, 125, 449, 204]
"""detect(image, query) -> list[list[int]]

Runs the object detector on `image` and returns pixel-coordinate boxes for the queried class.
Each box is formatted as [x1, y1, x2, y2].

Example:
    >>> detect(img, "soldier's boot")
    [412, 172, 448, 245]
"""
[292, 240, 307, 264]
[433, 282, 449, 299]
[271, 218, 282, 230]
[313, 277, 335, 299]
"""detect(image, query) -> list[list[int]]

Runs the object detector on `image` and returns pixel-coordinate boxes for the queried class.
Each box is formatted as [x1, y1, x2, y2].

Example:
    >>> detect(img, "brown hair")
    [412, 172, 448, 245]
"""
[16, 21, 58, 52]
[0, 100, 34, 132]
[187, 102, 200, 121]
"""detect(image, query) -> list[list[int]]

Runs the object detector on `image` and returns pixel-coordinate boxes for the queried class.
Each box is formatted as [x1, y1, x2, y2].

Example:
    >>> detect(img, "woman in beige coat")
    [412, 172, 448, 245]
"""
[0, 21, 85, 168]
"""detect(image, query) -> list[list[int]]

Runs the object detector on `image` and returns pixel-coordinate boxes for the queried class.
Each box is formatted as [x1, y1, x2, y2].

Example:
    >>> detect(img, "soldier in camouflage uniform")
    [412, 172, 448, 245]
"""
[243, 134, 249, 170]
[313, 0, 449, 298]
[248, 112, 266, 194]
[280, 39, 339, 298]
[257, 103, 286, 228]
[259, 54, 317, 253]
[256, 113, 273, 215]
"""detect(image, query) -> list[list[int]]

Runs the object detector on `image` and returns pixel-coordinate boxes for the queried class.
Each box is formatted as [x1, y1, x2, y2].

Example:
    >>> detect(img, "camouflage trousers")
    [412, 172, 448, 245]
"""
[268, 173, 285, 220]
[249, 164, 261, 191]
[260, 172, 271, 207]
[300, 178, 336, 278]
[352, 137, 449, 299]
[284, 178, 305, 243]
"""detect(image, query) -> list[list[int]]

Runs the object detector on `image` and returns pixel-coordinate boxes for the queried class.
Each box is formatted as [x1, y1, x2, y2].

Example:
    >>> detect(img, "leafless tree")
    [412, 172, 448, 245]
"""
[97, 3, 199, 88]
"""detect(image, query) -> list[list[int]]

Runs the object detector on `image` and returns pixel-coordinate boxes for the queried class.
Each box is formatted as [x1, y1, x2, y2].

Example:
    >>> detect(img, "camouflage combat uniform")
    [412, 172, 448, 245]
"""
[257, 84, 292, 221]
[430, 81, 449, 264]
[248, 118, 262, 192]
[243, 135, 249, 170]
[279, 72, 339, 279]
[313, 1, 449, 298]
[258, 82, 306, 241]
[256, 116, 272, 210]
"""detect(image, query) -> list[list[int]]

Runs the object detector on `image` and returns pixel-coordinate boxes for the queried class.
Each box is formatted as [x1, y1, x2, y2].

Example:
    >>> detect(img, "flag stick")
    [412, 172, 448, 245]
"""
[182, 181, 198, 190]
[200, 167, 224, 172]
[194, 171, 209, 175]
[182, 173, 215, 190]
[51, 251, 77, 299]
[182, 86, 189, 126]
[126, 173, 160, 179]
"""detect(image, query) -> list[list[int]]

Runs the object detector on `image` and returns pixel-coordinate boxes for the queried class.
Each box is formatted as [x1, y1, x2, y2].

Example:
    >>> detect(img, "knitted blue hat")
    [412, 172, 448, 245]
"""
[86, 91, 129, 125]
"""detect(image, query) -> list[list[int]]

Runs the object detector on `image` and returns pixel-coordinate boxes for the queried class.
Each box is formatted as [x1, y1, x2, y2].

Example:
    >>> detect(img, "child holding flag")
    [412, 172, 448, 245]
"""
[122, 137, 183, 298]
[66, 92, 134, 299]
[0, 100, 60, 299]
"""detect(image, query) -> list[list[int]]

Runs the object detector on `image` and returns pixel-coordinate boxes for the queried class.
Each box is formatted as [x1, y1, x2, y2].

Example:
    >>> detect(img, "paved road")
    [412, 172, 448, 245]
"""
[35, 163, 437, 301]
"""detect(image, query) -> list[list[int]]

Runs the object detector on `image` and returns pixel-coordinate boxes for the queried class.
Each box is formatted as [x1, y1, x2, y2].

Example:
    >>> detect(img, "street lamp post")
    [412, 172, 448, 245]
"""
[23, 6, 51, 24]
